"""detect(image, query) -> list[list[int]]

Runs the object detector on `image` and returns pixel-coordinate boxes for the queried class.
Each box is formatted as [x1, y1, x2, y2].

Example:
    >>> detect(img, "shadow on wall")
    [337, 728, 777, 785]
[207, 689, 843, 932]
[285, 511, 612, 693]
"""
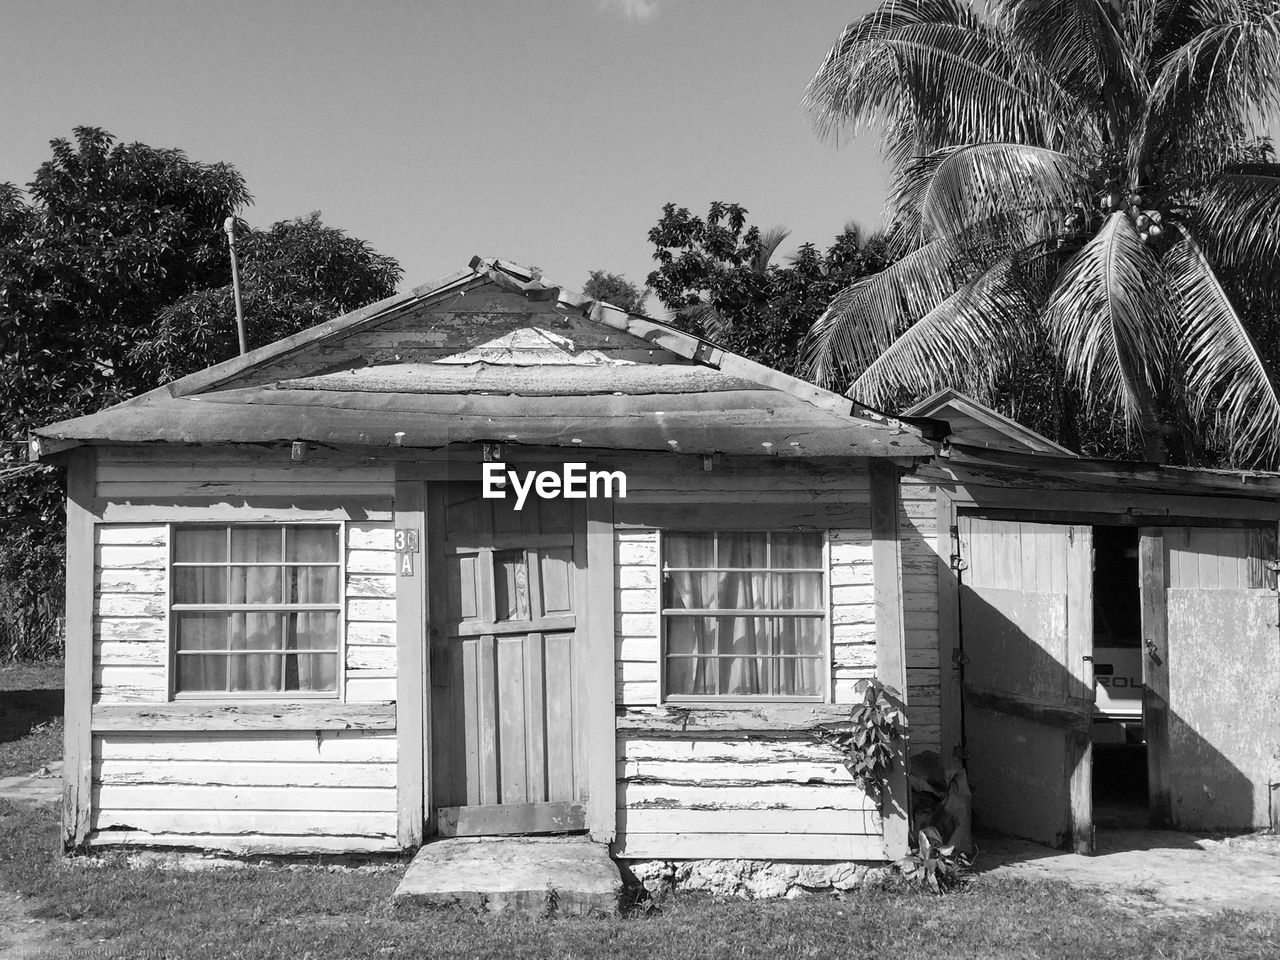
[953, 584, 1260, 853]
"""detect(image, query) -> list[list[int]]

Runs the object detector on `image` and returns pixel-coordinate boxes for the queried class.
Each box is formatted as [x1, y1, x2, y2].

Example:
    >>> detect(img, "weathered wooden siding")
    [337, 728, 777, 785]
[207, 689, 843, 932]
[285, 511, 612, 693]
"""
[900, 478, 941, 755]
[88, 450, 398, 852]
[611, 462, 885, 860]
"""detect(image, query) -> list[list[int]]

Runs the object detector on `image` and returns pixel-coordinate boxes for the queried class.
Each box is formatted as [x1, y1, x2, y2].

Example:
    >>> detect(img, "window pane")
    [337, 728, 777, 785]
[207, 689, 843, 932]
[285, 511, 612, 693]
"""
[229, 611, 286, 651]
[666, 616, 716, 656]
[230, 654, 282, 692]
[719, 532, 767, 568]
[231, 525, 282, 562]
[177, 655, 227, 692]
[285, 653, 338, 692]
[231, 566, 283, 604]
[288, 612, 339, 650]
[771, 572, 824, 610]
[665, 654, 716, 696]
[174, 526, 226, 563]
[718, 615, 768, 657]
[664, 572, 716, 610]
[287, 566, 339, 604]
[493, 549, 530, 621]
[720, 656, 768, 696]
[287, 526, 339, 563]
[174, 612, 228, 651]
[664, 532, 713, 569]
[716, 572, 767, 609]
[775, 656, 823, 697]
[774, 617, 823, 656]
[772, 532, 823, 568]
[173, 566, 227, 604]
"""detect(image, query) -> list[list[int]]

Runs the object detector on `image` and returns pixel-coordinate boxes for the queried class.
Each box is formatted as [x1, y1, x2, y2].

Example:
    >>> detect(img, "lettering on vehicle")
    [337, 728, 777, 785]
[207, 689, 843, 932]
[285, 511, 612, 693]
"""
[482, 462, 627, 511]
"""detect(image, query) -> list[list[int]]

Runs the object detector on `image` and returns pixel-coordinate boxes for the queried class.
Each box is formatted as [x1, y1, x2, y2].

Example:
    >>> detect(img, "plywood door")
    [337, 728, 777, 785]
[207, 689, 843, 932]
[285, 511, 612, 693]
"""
[957, 517, 1095, 853]
[1141, 526, 1280, 830]
[428, 483, 588, 836]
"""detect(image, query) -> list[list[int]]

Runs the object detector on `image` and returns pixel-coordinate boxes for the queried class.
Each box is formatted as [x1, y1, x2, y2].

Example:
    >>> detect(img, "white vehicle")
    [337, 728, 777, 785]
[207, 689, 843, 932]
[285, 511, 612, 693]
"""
[1092, 645, 1143, 742]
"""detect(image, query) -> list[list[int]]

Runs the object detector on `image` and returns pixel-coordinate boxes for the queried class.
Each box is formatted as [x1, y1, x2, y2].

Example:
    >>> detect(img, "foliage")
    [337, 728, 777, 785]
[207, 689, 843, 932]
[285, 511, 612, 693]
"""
[647, 202, 891, 374]
[810, 677, 907, 804]
[0, 128, 400, 660]
[801, 0, 1280, 467]
[895, 827, 971, 895]
[582, 268, 649, 314]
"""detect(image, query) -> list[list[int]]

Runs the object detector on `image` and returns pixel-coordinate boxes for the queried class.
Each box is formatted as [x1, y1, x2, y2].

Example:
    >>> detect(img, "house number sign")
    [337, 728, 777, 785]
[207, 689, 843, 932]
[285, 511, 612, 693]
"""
[395, 528, 420, 577]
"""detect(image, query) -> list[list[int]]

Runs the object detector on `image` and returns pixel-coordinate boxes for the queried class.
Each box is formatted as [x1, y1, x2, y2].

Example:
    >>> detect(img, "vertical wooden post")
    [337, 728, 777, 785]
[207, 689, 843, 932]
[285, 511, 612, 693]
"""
[1065, 525, 1095, 855]
[394, 471, 427, 847]
[1139, 528, 1171, 828]
[585, 496, 617, 845]
[869, 460, 910, 859]
[935, 490, 963, 766]
[62, 447, 96, 850]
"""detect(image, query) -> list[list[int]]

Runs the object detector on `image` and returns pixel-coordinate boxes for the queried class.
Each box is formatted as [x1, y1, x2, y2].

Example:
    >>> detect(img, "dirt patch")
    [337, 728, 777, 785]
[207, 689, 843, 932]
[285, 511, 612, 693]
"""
[977, 829, 1280, 917]
[0, 887, 83, 959]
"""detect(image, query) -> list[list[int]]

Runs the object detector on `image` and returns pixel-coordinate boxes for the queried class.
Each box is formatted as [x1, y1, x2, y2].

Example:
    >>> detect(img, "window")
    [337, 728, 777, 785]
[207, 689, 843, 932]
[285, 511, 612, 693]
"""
[170, 524, 342, 696]
[662, 531, 826, 700]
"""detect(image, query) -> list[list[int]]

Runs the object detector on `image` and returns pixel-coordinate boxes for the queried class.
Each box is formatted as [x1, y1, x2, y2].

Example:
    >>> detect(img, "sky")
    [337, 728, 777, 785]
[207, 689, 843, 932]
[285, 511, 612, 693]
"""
[0, 0, 886, 298]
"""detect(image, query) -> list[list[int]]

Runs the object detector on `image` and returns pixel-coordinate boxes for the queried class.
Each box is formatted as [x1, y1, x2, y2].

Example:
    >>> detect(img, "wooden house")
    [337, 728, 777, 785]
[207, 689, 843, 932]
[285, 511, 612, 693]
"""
[32, 258, 942, 862]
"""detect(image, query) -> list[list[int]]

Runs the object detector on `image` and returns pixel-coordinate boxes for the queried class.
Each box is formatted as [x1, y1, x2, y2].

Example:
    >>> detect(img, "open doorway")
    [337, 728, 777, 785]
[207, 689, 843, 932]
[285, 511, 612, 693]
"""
[1090, 526, 1148, 829]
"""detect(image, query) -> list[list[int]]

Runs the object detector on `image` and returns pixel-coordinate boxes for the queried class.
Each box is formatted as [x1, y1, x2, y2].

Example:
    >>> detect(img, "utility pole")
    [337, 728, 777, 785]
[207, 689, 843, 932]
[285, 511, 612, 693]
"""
[224, 217, 248, 355]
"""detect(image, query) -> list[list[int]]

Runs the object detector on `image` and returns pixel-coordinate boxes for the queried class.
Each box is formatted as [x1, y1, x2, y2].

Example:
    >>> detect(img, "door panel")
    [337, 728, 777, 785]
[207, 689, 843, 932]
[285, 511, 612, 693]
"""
[429, 483, 587, 836]
[1142, 525, 1279, 830]
[958, 517, 1094, 852]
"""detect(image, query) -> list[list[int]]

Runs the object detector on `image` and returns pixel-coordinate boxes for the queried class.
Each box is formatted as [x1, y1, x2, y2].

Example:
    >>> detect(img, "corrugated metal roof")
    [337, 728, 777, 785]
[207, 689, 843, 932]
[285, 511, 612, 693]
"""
[34, 259, 937, 460]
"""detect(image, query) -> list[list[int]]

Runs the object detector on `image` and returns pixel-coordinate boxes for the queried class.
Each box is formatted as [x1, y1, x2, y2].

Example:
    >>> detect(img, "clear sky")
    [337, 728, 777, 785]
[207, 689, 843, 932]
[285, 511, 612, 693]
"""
[1, 0, 885, 296]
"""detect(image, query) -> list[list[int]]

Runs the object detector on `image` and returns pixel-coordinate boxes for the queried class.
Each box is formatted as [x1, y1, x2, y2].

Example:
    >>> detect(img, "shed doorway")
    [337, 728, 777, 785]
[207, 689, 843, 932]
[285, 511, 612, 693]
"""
[426, 482, 590, 837]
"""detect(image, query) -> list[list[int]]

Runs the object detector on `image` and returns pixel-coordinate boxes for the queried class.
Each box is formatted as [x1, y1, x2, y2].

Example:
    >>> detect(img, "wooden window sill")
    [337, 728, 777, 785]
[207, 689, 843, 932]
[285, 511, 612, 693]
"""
[90, 701, 396, 733]
[616, 702, 853, 734]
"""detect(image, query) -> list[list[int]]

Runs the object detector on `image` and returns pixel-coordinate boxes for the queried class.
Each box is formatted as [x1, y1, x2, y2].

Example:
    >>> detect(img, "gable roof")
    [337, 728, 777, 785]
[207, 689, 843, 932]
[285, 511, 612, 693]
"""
[33, 258, 937, 461]
[903, 388, 1076, 457]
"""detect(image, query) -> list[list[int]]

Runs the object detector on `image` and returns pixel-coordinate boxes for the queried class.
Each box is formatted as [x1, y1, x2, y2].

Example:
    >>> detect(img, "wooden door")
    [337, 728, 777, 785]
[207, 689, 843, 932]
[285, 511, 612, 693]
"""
[957, 517, 1095, 853]
[428, 482, 588, 836]
[1140, 525, 1280, 830]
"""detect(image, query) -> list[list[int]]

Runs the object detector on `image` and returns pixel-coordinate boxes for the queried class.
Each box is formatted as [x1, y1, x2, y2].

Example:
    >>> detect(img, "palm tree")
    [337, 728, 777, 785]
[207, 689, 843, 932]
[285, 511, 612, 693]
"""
[800, 0, 1280, 465]
[677, 225, 792, 341]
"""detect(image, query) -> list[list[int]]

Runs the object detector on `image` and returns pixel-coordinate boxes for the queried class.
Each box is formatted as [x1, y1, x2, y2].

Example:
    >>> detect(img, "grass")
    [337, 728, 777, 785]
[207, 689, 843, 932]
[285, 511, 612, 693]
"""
[1, 801, 1278, 960]
[0, 659, 63, 778]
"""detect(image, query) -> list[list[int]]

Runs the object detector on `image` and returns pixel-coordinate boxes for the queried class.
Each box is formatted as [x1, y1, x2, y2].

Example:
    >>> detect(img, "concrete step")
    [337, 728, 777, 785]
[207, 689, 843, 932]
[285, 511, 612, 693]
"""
[393, 836, 622, 917]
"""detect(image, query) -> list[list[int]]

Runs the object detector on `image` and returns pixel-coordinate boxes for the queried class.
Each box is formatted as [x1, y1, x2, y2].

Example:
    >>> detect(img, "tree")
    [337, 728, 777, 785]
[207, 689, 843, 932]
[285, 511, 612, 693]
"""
[801, 0, 1280, 467]
[582, 269, 649, 315]
[0, 128, 400, 659]
[647, 202, 891, 374]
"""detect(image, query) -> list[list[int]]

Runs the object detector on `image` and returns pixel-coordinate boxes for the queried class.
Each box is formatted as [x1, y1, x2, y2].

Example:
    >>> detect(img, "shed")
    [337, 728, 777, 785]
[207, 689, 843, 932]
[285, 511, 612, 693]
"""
[34, 258, 940, 863]
[900, 430, 1280, 853]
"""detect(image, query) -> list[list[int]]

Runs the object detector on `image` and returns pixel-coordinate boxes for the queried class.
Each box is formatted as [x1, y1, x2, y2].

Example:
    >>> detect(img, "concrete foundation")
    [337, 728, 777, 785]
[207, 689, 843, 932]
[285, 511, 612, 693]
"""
[625, 859, 892, 899]
[393, 836, 622, 917]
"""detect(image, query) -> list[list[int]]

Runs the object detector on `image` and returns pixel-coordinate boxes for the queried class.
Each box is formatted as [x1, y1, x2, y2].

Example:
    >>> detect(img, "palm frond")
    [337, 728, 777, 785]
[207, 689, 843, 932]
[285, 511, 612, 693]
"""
[1195, 162, 1280, 279]
[798, 234, 983, 388]
[1167, 229, 1280, 466]
[848, 250, 1042, 405]
[1044, 212, 1170, 423]
[752, 226, 792, 273]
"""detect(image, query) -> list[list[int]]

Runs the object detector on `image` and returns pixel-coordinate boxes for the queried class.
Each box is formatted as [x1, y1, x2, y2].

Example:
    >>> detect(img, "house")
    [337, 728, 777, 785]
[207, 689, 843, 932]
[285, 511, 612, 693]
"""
[31, 258, 942, 863]
[894, 397, 1280, 852]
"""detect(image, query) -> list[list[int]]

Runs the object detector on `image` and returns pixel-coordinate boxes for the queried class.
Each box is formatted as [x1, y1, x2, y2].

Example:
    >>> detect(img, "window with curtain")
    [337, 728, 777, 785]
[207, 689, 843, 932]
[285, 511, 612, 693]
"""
[170, 524, 342, 696]
[662, 531, 826, 701]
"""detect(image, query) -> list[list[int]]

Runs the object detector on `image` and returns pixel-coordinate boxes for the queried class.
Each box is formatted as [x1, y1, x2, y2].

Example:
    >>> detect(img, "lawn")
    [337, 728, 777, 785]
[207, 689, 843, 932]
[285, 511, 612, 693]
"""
[0, 660, 63, 779]
[1, 799, 1277, 960]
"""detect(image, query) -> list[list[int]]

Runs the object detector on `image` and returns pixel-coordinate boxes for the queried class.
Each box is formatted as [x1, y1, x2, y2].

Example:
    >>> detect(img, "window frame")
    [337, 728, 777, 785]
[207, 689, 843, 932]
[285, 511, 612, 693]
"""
[165, 521, 347, 701]
[657, 528, 831, 705]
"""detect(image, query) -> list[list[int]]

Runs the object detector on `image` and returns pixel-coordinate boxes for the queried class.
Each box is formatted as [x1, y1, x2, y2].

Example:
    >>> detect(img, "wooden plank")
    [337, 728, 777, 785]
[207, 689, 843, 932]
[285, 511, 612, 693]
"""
[1065, 525, 1094, 855]
[1139, 528, 1171, 827]
[87, 830, 401, 855]
[618, 807, 872, 835]
[91, 702, 396, 732]
[618, 781, 875, 811]
[94, 784, 396, 812]
[394, 471, 427, 847]
[621, 737, 845, 764]
[92, 760, 397, 788]
[869, 460, 909, 859]
[961, 684, 1090, 731]
[497, 636, 528, 803]
[545, 633, 577, 799]
[585, 496, 617, 843]
[94, 501, 393, 524]
[93, 809, 397, 837]
[615, 703, 855, 733]
[478, 634, 500, 805]
[612, 831, 886, 861]
[935, 490, 962, 765]
[619, 758, 856, 785]
[63, 448, 97, 849]
[94, 732, 397, 763]
[524, 632, 548, 804]
[436, 800, 585, 837]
